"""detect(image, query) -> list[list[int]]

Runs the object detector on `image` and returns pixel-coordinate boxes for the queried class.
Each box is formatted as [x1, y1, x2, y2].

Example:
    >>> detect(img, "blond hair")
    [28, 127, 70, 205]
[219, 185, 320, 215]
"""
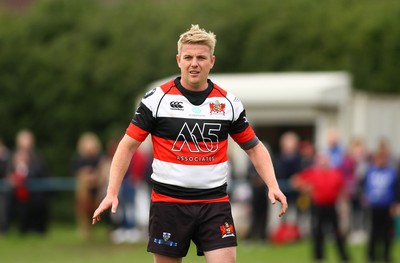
[177, 24, 217, 56]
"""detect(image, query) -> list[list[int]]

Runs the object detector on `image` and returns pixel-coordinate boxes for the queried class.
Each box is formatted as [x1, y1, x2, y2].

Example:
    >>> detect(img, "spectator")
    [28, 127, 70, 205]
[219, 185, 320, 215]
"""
[274, 131, 302, 224]
[6, 129, 49, 234]
[299, 140, 316, 170]
[0, 139, 10, 233]
[326, 128, 345, 168]
[245, 156, 268, 242]
[292, 151, 350, 263]
[339, 136, 369, 242]
[363, 142, 400, 263]
[109, 145, 150, 244]
[71, 132, 104, 240]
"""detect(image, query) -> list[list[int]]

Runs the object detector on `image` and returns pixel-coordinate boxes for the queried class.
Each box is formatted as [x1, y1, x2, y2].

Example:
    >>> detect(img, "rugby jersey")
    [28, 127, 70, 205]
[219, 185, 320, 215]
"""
[126, 77, 259, 203]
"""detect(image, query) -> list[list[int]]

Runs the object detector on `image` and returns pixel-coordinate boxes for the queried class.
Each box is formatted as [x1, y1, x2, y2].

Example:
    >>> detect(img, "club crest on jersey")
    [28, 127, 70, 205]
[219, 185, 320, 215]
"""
[220, 222, 235, 238]
[209, 100, 225, 115]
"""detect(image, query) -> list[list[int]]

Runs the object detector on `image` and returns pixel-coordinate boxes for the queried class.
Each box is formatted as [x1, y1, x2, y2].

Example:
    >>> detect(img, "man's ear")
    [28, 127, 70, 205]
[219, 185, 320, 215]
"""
[210, 55, 216, 69]
[176, 54, 181, 68]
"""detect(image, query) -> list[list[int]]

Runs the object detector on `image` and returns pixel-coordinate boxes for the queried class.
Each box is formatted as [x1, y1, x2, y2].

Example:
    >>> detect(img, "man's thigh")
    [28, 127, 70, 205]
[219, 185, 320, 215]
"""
[153, 253, 183, 263]
[193, 202, 237, 255]
[147, 202, 194, 258]
[204, 247, 236, 263]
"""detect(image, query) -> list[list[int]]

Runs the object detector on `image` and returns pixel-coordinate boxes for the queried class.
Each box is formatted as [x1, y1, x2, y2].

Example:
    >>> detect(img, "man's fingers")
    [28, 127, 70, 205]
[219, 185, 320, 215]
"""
[270, 192, 288, 218]
[277, 196, 288, 217]
[92, 215, 100, 225]
[92, 197, 118, 224]
[278, 203, 288, 217]
[92, 208, 102, 224]
[111, 199, 118, 214]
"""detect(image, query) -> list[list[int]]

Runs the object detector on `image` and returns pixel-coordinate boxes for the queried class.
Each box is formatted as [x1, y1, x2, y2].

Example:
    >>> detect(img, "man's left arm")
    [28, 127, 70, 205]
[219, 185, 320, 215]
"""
[245, 142, 288, 217]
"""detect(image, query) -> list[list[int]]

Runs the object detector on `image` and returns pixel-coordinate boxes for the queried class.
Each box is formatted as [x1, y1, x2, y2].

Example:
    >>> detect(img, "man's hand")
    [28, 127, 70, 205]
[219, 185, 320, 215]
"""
[92, 195, 119, 225]
[268, 188, 288, 217]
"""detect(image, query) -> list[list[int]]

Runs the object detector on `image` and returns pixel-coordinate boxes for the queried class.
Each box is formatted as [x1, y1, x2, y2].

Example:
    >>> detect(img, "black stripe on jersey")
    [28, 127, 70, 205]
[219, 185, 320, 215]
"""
[132, 102, 155, 133]
[152, 179, 228, 200]
[152, 117, 231, 141]
[228, 110, 249, 134]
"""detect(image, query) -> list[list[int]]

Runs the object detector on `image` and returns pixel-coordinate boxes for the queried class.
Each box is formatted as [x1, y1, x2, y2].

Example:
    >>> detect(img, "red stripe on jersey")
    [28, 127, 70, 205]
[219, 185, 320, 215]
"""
[160, 80, 181, 94]
[152, 135, 228, 165]
[208, 84, 228, 97]
[126, 123, 149, 142]
[151, 190, 229, 203]
[230, 125, 256, 144]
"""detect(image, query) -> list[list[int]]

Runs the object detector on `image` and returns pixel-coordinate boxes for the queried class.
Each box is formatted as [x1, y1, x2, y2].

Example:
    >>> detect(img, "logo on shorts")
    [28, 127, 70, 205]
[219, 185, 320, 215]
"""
[209, 100, 225, 115]
[163, 232, 171, 242]
[220, 222, 235, 238]
[154, 232, 178, 247]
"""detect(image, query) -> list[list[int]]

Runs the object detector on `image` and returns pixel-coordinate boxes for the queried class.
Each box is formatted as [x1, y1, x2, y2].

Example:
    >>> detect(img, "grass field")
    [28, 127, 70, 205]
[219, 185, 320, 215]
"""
[1, 224, 399, 263]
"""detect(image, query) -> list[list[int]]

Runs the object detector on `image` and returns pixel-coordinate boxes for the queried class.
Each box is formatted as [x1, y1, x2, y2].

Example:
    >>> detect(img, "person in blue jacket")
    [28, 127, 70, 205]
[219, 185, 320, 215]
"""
[363, 142, 400, 263]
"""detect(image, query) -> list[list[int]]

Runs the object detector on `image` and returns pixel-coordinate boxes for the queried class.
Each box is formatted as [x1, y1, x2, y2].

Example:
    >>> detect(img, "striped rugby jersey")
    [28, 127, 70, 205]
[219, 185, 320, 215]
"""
[126, 77, 259, 202]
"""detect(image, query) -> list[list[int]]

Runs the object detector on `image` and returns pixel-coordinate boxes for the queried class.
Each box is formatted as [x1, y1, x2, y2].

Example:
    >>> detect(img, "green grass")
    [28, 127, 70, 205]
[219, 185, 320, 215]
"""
[1, 224, 399, 263]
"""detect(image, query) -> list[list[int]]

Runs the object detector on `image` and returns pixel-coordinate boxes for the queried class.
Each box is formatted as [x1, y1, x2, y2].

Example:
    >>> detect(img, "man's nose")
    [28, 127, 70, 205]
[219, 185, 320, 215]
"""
[190, 58, 199, 67]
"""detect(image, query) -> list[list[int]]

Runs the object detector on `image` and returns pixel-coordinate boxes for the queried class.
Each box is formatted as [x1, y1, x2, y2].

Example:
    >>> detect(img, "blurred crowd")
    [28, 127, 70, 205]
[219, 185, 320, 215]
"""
[0, 130, 49, 235]
[70, 132, 153, 242]
[1, 127, 400, 262]
[0, 129, 153, 244]
[243, 128, 400, 263]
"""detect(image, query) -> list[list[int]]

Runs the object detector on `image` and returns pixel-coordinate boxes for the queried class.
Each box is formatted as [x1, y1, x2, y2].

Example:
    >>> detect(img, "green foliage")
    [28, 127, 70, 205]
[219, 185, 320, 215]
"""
[0, 0, 399, 177]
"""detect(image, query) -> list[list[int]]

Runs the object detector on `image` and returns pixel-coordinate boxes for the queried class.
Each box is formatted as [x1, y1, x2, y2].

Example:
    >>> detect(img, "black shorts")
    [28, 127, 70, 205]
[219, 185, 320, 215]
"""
[147, 201, 237, 258]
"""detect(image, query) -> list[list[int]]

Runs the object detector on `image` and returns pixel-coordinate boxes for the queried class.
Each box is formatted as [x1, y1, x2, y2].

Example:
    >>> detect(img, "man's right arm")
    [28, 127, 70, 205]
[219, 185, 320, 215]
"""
[92, 134, 142, 224]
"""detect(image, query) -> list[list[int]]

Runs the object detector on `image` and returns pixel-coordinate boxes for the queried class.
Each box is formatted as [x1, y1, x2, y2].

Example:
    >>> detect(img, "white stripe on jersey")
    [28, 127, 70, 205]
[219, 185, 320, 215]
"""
[151, 158, 228, 189]
[141, 87, 245, 121]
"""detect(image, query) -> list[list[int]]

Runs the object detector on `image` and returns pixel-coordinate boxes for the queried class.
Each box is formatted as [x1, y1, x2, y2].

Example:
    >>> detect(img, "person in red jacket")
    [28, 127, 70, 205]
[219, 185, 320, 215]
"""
[292, 151, 350, 263]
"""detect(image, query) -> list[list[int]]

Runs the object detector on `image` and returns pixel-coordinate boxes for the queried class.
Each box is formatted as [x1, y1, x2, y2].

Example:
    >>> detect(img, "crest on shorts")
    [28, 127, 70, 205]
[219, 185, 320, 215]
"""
[219, 222, 235, 238]
[163, 232, 171, 242]
[209, 100, 225, 115]
[154, 232, 177, 247]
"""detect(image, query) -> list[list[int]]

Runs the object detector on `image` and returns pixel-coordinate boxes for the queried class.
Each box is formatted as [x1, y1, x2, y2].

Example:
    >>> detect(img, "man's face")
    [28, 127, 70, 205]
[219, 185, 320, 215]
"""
[176, 44, 215, 91]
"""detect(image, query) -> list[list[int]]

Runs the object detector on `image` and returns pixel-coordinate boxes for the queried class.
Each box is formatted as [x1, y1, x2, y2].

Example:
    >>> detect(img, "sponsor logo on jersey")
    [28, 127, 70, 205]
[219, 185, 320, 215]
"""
[175, 155, 215, 162]
[153, 232, 178, 247]
[172, 122, 220, 153]
[220, 222, 235, 238]
[209, 100, 225, 115]
[170, 101, 184, 110]
[192, 107, 202, 114]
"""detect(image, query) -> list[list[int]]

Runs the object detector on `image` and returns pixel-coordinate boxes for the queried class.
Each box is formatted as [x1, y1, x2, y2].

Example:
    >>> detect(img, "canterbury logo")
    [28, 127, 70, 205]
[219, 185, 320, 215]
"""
[170, 101, 184, 110]
[172, 122, 221, 152]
